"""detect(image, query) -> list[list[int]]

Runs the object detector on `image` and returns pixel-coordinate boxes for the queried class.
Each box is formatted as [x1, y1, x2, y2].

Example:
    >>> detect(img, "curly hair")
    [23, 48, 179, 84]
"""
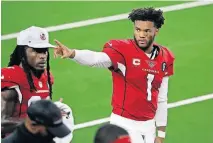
[128, 7, 165, 29]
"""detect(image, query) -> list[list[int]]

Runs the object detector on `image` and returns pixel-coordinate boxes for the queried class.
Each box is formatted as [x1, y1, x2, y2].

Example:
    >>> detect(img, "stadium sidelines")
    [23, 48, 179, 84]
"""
[1, 1, 213, 40]
[74, 93, 213, 130]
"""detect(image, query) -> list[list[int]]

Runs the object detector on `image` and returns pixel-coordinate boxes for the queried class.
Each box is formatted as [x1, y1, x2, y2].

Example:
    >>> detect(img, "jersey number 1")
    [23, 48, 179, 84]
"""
[146, 74, 154, 101]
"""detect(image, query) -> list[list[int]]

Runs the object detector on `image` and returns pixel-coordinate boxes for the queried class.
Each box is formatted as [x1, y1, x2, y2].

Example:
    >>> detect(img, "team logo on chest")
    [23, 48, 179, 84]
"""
[38, 81, 43, 88]
[146, 60, 157, 68]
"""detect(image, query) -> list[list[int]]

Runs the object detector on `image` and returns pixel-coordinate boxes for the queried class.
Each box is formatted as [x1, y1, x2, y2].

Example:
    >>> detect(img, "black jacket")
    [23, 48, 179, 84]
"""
[2, 123, 55, 143]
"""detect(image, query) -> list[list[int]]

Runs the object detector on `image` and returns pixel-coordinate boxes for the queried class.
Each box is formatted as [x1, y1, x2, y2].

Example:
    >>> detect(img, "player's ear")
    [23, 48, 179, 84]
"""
[155, 29, 159, 36]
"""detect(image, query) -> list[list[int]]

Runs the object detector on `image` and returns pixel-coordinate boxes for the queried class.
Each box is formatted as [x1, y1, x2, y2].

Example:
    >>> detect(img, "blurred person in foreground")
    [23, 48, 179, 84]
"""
[94, 124, 131, 143]
[2, 100, 74, 143]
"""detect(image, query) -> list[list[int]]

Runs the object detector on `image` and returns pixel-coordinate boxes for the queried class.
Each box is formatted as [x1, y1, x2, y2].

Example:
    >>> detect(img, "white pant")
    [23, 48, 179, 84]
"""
[110, 113, 156, 143]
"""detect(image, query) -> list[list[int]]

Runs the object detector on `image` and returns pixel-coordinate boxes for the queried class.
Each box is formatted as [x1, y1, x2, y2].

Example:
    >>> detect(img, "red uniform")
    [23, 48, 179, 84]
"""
[103, 39, 174, 121]
[1, 65, 54, 118]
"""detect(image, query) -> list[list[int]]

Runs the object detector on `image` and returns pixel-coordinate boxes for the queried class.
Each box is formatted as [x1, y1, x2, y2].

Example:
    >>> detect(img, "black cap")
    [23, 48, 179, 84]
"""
[27, 100, 71, 138]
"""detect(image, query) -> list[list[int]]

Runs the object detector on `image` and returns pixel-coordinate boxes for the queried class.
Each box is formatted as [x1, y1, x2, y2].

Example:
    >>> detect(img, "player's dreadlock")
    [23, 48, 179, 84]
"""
[128, 7, 165, 29]
[46, 50, 52, 98]
[8, 46, 52, 98]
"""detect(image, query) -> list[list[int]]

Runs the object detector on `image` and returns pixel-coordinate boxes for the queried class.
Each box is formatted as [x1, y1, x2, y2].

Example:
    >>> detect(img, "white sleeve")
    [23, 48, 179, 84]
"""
[155, 76, 169, 127]
[54, 116, 74, 143]
[72, 50, 112, 68]
[54, 102, 75, 143]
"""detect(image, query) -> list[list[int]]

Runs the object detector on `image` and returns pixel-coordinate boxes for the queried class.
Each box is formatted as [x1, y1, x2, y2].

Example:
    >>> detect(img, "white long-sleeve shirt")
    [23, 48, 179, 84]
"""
[72, 49, 168, 127]
[54, 102, 74, 143]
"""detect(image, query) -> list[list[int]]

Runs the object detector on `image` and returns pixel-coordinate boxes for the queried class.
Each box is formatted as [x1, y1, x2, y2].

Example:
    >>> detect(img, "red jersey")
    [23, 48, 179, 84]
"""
[103, 39, 174, 121]
[1, 65, 54, 118]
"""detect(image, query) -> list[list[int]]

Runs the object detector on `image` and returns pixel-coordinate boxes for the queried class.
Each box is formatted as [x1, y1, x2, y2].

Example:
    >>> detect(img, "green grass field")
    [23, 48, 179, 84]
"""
[1, 1, 213, 143]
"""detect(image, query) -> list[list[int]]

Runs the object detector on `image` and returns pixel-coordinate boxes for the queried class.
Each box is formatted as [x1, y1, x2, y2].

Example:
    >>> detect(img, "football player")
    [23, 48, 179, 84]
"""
[54, 7, 174, 143]
[1, 26, 54, 132]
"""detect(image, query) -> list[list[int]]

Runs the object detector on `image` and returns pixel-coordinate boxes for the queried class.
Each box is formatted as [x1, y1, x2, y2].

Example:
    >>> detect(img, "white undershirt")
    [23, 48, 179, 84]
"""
[72, 49, 168, 126]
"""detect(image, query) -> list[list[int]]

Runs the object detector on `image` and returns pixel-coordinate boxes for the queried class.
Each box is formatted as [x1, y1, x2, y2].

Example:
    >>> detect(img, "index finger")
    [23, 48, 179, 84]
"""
[54, 39, 63, 47]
